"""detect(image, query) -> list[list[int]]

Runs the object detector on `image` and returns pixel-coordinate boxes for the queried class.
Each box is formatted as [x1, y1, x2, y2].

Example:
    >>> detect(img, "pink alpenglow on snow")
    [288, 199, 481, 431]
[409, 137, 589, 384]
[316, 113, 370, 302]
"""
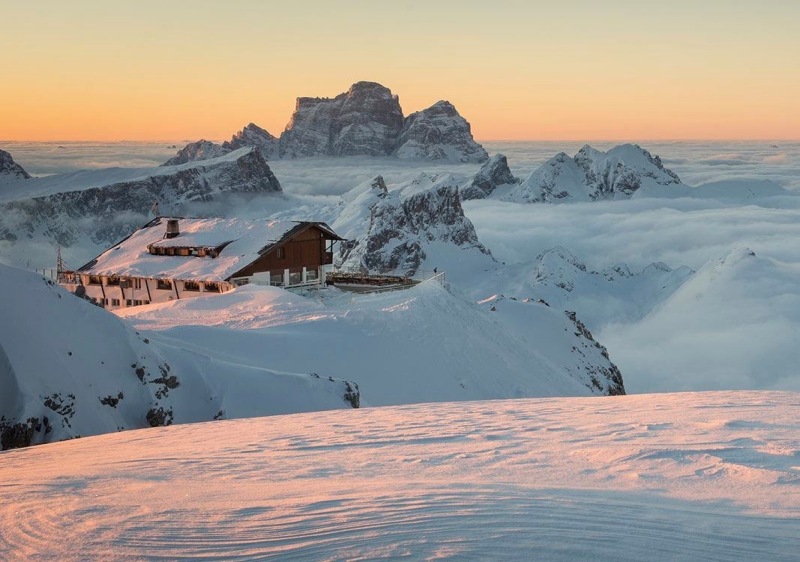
[0, 391, 798, 560]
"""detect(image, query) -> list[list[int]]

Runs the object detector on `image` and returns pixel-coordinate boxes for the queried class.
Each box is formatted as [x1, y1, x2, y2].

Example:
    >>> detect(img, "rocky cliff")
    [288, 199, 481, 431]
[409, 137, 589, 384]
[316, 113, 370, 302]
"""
[164, 81, 487, 164]
[0, 149, 31, 183]
[460, 153, 518, 199]
[395, 100, 488, 163]
[333, 173, 492, 275]
[162, 140, 229, 166]
[280, 81, 405, 158]
[503, 144, 684, 202]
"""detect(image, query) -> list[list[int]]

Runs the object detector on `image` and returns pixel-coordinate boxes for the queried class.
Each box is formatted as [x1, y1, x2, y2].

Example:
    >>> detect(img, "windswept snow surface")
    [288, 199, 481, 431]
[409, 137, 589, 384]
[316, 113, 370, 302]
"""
[1, 391, 798, 561]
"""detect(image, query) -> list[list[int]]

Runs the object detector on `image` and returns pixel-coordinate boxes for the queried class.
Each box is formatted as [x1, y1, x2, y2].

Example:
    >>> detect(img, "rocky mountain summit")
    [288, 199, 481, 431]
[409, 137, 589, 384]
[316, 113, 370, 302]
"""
[332, 173, 492, 275]
[163, 81, 488, 164]
[0, 149, 31, 183]
[280, 81, 405, 158]
[223, 123, 279, 159]
[162, 139, 230, 166]
[460, 153, 518, 200]
[502, 144, 684, 202]
[0, 148, 282, 262]
[395, 100, 488, 163]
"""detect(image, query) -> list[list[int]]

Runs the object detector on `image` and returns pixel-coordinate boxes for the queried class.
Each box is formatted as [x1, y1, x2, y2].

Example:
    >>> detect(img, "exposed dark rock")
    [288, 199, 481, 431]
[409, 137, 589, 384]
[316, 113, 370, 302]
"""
[395, 100, 488, 163]
[223, 123, 279, 159]
[146, 406, 174, 427]
[461, 154, 518, 200]
[280, 81, 405, 158]
[162, 140, 228, 166]
[0, 149, 31, 182]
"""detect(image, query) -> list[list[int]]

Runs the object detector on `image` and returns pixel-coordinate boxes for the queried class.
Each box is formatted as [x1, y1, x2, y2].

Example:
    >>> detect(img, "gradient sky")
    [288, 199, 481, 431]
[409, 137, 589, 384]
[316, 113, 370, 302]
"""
[2, 0, 798, 141]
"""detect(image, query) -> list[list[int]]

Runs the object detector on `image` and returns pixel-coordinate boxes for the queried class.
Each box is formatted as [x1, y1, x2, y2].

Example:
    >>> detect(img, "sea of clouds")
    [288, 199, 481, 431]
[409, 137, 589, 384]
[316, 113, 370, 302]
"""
[3, 139, 800, 394]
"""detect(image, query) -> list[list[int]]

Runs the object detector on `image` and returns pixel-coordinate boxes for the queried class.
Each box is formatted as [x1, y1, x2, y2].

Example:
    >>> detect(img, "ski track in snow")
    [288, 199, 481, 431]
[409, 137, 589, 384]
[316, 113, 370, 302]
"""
[1, 391, 798, 561]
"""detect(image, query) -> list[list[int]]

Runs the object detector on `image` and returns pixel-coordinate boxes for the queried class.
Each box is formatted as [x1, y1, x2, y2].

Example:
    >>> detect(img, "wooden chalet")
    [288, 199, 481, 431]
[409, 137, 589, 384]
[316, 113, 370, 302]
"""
[65, 216, 344, 309]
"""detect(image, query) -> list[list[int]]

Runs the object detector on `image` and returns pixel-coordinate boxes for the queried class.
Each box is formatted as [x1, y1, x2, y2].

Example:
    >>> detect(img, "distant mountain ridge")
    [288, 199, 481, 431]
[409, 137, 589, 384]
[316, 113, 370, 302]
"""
[164, 81, 488, 165]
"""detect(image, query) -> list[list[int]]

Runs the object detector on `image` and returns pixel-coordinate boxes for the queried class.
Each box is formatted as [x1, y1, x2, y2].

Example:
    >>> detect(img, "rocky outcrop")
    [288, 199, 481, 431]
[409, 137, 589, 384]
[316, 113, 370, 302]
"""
[395, 100, 488, 163]
[504, 144, 684, 203]
[460, 154, 518, 200]
[333, 173, 492, 275]
[0, 149, 31, 182]
[280, 81, 405, 158]
[164, 82, 487, 164]
[0, 148, 282, 255]
[162, 140, 228, 166]
[223, 123, 279, 160]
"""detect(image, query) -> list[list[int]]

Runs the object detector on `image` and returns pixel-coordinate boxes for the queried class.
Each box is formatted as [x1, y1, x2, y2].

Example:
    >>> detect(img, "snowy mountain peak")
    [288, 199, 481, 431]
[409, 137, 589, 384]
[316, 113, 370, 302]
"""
[461, 153, 519, 200]
[0, 149, 31, 182]
[503, 143, 684, 203]
[334, 172, 492, 275]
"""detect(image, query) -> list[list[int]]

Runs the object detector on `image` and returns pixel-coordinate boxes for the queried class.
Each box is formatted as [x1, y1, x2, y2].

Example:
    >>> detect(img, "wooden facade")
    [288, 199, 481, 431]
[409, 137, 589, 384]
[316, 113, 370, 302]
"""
[232, 224, 335, 278]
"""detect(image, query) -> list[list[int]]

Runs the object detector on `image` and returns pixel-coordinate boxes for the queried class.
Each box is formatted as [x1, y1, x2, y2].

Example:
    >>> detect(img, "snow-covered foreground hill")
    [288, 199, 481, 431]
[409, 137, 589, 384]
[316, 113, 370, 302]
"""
[1, 391, 797, 561]
[0, 265, 358, 449]
[119, 280, 625, 404]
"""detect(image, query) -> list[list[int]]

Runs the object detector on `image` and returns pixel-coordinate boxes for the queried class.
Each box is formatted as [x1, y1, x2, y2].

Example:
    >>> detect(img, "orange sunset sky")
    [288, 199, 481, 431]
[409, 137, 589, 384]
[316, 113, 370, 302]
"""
[1, 0, 798, 142]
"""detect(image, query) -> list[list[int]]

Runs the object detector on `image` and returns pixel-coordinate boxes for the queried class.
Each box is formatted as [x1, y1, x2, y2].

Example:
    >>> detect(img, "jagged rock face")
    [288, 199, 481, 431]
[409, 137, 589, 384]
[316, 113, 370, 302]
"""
[223, 123, 279, 160]
[280, 81, 405, 158]
[0, 148, 282, 256]
[333, 173, 491, 275]
[505, 144, 683, 203]
[461, 154, 518, 200]
[163, 140, 228, 166]
[164, 82, 487, 164]
[395, 101, 488, 163]
[0, 149, 31, 182]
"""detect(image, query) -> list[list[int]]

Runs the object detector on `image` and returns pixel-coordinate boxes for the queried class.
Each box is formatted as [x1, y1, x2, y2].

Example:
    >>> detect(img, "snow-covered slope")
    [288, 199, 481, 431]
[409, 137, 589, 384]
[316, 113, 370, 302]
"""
[0, 149, 31, 184]
[395, 100, 489, 163]
[333, 173, 494, 275]
[600, 248, 800, 393]
[0, 265, 358, 450]
[1, 391, 797, 561]
[468, 246, 694, 329]
[0, 147, 282, 266]
[119, 280, 626, 405]
[502, 144, 685, 202]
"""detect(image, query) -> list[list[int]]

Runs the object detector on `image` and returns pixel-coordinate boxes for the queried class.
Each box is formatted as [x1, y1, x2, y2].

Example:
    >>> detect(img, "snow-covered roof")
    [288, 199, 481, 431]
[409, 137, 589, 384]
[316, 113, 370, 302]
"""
[78, 217, 340, 281]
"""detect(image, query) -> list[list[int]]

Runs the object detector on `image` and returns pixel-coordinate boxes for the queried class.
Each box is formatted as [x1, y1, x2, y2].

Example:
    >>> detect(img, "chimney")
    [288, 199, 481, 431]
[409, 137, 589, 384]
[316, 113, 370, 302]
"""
[165, 218, 180, 239]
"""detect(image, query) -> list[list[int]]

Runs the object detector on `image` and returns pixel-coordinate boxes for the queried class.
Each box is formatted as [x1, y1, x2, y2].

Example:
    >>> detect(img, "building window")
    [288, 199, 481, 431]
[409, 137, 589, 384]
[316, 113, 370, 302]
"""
[204, 282, 221, 293]
[88, 275, 102, 285]
[106, 277, 120, 286]
[156, 279, 172, 290]
[126, 299, 132, 306]
[276, 247, 285, 259]
[184, 281, 200, 292]
[133, 278, 142, 290]
[111, 298, 120, 307]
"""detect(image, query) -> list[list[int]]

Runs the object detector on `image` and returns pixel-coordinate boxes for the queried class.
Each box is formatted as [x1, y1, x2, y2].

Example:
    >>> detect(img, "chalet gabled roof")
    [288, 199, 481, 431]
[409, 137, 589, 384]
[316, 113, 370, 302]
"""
[77, 217, 342, 282]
